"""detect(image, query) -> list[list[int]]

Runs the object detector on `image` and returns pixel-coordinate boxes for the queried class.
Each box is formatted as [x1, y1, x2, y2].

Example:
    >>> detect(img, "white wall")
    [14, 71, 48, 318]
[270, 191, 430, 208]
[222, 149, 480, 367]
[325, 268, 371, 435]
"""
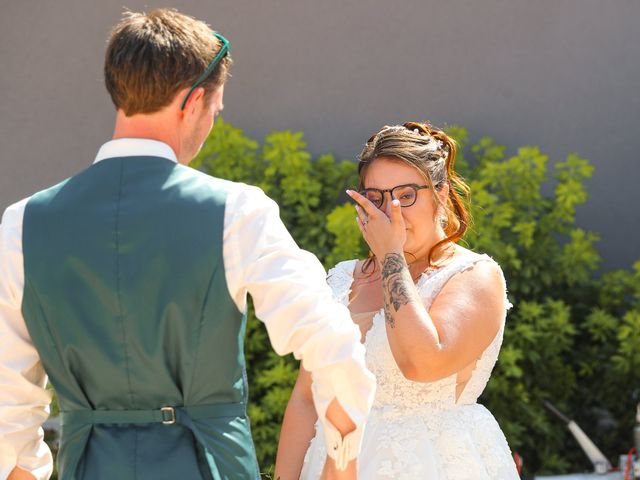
[1, 0, 638, 269]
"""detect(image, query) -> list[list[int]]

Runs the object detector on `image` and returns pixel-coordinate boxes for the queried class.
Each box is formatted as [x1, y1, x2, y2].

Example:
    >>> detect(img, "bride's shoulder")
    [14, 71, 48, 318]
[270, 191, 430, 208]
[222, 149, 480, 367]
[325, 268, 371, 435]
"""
[437, 246, 508, 305]
[327, 258, 359, 280]
[447, 246, 503, 274]
[325, 259, 361, 303]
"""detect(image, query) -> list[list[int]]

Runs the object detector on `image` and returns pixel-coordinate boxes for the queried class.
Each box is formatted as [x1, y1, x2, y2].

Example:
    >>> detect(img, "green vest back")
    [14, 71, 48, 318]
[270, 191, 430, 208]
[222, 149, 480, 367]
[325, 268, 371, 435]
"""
[21, 156, 259, 479]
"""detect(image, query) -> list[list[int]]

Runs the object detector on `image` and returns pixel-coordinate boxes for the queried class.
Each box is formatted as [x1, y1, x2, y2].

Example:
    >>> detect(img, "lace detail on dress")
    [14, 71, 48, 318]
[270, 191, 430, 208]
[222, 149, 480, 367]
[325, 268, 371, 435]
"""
[326, 260, 358, 306]
[300, 253, 519, 480]
[457, 324, 505, 404]
[364, 253, 507, 411]
[364, 308, 457, 412]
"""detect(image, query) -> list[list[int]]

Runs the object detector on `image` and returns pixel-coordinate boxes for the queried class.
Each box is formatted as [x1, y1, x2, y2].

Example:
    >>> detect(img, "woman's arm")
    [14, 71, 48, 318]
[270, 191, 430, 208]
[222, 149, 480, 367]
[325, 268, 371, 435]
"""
[380, 252, 505, 382]
[275, 366, 318, 480]
[7, 467, 36, 480]
[275, 363, 359, 480]
[348, 190, 505, 383]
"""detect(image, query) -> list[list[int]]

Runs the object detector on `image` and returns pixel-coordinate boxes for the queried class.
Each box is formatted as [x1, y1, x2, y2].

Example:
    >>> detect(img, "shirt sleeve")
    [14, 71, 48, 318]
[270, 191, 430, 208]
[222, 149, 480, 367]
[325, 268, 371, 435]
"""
[223, 185, 376, 469]
[0, 199, 53, 480]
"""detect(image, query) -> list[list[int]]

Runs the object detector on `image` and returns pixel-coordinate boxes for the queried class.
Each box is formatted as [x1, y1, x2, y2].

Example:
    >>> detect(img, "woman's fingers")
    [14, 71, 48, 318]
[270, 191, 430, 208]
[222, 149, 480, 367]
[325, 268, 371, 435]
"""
[355, 205, 368, 225]
[389, 199, 404, 228]
[349, 189, 406, 256]
[346, 190, 378, 217]
[356, 215, 370, 242]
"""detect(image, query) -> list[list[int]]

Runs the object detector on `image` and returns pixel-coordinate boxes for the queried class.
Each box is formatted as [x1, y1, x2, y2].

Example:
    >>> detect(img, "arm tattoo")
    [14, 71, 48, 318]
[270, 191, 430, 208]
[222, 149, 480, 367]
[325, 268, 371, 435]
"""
[381, 253, 418, 328]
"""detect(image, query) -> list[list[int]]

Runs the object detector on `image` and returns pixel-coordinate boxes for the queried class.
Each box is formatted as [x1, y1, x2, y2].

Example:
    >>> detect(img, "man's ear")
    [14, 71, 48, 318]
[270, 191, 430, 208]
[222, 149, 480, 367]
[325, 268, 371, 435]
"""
[179, 86, 206, 116]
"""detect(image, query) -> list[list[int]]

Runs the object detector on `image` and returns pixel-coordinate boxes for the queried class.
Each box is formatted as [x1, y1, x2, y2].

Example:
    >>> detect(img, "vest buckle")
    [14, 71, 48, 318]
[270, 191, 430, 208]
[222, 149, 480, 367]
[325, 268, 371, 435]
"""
[160, 406, 176, 425]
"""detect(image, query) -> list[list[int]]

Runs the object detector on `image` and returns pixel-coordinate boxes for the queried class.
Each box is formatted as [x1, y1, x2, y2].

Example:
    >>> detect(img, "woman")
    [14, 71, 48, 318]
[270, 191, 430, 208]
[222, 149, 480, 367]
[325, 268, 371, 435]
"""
[275, 121, 520, 479]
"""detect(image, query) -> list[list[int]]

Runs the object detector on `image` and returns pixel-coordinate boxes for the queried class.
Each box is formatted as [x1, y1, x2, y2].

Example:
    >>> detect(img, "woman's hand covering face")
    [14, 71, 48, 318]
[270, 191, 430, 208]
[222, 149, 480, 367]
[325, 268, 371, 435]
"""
[347, 189, 406, 260]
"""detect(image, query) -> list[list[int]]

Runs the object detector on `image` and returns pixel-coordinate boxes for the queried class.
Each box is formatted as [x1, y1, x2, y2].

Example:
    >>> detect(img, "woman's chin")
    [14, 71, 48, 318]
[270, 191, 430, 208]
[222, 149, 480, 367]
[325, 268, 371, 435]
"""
[403, 242, 416, 256]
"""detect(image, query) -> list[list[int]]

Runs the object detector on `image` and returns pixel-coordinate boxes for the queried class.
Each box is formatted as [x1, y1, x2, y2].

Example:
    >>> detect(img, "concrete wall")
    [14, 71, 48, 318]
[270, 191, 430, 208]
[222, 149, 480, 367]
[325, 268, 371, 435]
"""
[1, 0, 638, 269]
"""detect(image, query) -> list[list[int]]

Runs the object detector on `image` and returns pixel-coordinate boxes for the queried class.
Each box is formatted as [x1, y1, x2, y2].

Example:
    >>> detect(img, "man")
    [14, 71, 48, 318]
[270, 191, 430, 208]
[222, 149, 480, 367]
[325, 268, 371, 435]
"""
[0, 9, 374, 480]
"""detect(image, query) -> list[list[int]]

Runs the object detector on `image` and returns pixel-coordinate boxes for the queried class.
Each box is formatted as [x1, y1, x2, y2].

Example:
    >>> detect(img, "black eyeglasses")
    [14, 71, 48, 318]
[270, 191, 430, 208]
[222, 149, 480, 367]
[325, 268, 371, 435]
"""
[359, 183, 430, 209]
[180, 32, 230, 110]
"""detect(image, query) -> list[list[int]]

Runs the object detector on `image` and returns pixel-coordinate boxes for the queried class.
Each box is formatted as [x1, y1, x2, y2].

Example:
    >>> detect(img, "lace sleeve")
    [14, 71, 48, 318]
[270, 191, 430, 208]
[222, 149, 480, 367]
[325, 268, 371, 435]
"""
[326, 260, 358, 306]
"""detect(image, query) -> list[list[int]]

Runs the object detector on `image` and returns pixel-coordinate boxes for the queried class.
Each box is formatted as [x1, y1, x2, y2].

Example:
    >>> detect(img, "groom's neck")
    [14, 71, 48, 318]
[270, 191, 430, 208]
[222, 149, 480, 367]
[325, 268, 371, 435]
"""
[112, 108, 181, 160]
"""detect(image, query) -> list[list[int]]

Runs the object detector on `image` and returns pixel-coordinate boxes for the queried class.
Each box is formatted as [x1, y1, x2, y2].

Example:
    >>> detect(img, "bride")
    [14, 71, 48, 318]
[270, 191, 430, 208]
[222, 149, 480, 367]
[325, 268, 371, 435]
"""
[274, 122, 520, 479]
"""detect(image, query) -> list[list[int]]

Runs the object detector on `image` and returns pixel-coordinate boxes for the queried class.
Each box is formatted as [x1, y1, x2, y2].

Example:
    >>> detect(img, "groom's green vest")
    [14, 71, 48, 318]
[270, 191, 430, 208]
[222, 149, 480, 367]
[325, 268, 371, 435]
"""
[21, 156, 259, 479]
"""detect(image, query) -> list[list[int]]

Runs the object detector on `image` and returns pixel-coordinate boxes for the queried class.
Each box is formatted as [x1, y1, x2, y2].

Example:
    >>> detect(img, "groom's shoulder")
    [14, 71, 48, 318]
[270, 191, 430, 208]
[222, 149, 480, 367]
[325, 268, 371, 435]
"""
[1, 196, 30, 228]
[185, 169, 274, 208]
[328, 258, 359, 277]
[4, 174, 74, 216]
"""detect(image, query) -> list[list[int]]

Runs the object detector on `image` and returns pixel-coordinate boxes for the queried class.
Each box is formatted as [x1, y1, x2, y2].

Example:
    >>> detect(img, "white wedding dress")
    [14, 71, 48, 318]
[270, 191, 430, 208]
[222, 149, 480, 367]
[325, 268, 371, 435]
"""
[300, 253, 520, 479]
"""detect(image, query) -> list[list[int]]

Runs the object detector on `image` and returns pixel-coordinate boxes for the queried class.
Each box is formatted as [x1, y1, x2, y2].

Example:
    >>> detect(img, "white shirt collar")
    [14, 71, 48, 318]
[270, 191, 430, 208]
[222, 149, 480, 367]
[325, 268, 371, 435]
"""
[94, 138, 178, 164]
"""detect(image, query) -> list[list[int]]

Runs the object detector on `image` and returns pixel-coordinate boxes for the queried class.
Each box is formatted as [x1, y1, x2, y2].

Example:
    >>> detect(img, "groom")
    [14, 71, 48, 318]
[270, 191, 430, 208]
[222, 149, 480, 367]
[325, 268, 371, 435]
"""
[0, 9, 375, 480]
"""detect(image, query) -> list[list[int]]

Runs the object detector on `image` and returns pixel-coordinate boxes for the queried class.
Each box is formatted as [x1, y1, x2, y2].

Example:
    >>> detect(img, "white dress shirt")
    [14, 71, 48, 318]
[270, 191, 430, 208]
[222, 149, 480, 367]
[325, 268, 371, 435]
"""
[0, 138, 375, 479]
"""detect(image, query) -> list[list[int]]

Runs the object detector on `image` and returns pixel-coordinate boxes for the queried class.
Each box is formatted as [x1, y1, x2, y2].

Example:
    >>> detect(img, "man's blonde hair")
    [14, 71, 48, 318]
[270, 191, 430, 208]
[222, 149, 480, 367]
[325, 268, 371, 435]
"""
[104, 9, 231, 116]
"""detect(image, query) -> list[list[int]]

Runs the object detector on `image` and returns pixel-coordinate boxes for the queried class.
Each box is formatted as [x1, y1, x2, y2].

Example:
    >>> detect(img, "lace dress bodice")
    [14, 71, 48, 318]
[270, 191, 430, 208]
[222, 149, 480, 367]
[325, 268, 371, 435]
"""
[300, 253, 519, 479]
[326, 254, 509, 415]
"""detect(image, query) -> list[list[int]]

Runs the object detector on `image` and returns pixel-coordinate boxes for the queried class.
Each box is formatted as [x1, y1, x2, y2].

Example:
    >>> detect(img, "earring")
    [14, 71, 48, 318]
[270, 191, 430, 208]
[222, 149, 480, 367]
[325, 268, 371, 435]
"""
[437, 207, 448, 227]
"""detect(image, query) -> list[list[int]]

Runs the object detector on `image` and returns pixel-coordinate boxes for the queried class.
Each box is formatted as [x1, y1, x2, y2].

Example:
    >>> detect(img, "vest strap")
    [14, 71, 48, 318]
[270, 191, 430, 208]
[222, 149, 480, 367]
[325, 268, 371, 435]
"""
[60, 402, 246, 426]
